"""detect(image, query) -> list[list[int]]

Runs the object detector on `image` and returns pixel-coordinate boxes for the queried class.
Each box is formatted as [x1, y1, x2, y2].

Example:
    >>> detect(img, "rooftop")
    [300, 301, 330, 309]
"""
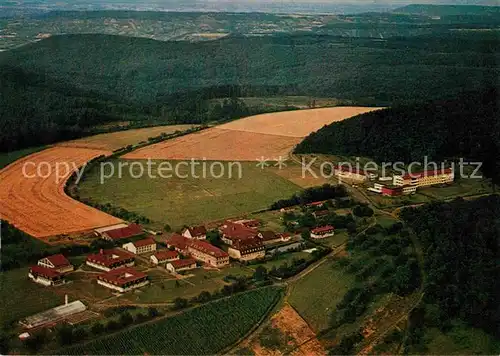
[41, 254, 72, 268]
[86, 249, 134, 267]
[131, 237, 156, 248]
[184, 225, 207, 237]
[30, 265, 62, 279]
[98, 267, 147, 286]
[220, 221, 257, 240]
[165, 233, 190, 250]
[169, 258, 197, 269]
[103, 224, 143, 240]
[312, 225, 335, 234]
[189, 240, 228, 258]
[152, 250, 179, 261]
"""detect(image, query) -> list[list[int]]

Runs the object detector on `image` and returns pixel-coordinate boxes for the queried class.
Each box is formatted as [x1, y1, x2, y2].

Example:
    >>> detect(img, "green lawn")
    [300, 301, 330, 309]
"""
[0, 268, 62, 328]
[288, 259, 355, 332]
[419, 177, 493, 200]
[252, 251, 313, 270]
[60, 287, 284, 355]
[78, 160, 302, 229]
[375, 214, 399, 229]
[314, 230, 349, 248]
[122, 266, 253, 303]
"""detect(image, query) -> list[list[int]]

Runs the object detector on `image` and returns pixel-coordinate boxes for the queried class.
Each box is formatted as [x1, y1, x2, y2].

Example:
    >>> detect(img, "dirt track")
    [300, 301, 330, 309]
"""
[0, 147, 122, 239]
[123, 107, 382, 161]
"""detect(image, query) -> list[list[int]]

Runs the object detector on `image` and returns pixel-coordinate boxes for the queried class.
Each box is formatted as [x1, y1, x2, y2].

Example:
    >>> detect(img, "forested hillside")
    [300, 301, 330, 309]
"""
[295, 89, 500, 182]
[1, 31, 498, 152]
[400, 196, 500, 351]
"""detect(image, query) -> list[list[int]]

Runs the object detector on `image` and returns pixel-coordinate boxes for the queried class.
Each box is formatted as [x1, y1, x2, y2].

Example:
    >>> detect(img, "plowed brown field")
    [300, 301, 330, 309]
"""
[0, 147, 122, 239]
[248, 304, 326, 356]
[123, 107, 381, 161]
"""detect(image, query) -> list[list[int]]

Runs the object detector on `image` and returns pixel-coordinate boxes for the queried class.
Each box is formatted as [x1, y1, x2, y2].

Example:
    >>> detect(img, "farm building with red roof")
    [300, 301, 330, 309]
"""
[37, 254, 74, 274]
[165, 233, 190, 253]
[86, 249, 135, 271]
[188, 240, 229, 267]
[220, 221, 258, 245]
[28, 266, 65, 286]
[97, 267, 149, 293]
[311, 225, 335, 239]
[122, 237, 157, 255]
[182, 225, 207, 240]
[257, 230, 282, 245]
[166, 258, 197, 273]
[101, 223, 144, 241]
[150, 250, 179, 265]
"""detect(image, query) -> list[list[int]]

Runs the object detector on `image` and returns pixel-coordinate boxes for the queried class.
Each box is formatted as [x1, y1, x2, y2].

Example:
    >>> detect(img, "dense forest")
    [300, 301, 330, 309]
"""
[295, 89, 500, 182]
[1, 30, 498, 152]
[400, 196, 499, 343]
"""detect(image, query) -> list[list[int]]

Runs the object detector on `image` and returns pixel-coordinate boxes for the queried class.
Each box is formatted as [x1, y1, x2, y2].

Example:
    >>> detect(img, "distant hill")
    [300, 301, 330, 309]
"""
[294, 90, 500, 182]
[0, 32, 498, 152]
[394, 4, 500, 17]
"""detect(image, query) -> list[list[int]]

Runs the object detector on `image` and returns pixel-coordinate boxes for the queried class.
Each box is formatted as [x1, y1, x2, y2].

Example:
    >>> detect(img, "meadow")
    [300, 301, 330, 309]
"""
[288, 258, 355, 332]
[78, 160, 302, 229]
[0, 268, 63, 328]
[61, 286, 283, 355]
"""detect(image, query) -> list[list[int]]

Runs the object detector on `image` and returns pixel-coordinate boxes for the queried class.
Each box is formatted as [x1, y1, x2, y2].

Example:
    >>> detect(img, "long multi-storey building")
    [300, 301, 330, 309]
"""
[188, 240, 229, 267]
[393, 168, 454, 187]
[228, 239, 265, 261]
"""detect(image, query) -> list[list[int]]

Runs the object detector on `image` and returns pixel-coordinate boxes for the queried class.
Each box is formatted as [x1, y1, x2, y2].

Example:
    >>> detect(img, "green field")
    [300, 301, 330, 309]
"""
[0, 268, 63, 328]
[288, 258, 355, 332]
[123, 266, 254, 303]
[419, 176, 494, 200]
[61, 286, 283, 355]
[314, 230, 349, 248]
[78, 160, 302, 229]
[253, 251, 313, 270]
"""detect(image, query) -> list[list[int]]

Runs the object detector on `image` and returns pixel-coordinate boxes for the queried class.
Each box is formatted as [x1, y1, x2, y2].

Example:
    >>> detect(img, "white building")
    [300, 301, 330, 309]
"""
[122, 238, 157, 255]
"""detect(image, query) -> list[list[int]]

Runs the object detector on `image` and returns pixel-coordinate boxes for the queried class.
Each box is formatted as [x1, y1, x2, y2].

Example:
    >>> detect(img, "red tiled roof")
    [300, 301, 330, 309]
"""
[165, 233, 189, 250]
[312, 225, 335, 234]
[232, 238, 264, 251]
[152, 250, 179, 261]
[189, 240, 228, 258]
[42, 254, 71, 268]
[169, 258, 197, 269]
[184, 225, 207, 237]
[258, 231, 277, 241]
[103, 224, 143, 240]
[30, 265, 62, 279]
[313, 210, 330, 217]
[86, 249, 134, 268]
[98, 267, 147, 286]
[402, 168, 453, 180]
[132, 237, 156, 248]
[220, 222, 257, 240]
[306, 201, 326, 207]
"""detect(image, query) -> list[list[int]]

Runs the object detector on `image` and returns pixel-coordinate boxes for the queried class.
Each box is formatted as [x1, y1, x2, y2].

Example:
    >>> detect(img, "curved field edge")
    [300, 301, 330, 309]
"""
[58, 286, 284, 355]
[0, 145, 47, 170]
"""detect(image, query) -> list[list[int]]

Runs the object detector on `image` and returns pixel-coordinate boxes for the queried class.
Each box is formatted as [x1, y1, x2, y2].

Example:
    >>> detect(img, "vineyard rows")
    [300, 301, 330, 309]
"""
[62, 286, 283, 355]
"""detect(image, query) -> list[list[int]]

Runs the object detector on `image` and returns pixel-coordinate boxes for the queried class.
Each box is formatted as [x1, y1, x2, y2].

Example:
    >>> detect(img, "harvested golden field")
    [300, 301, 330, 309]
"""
[58, 125, 195, 151]
[218, 107, 382, 137]
[0, 147, 122, 240]
[123, 107, 380, 161]
[123, 128, 301, 161]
